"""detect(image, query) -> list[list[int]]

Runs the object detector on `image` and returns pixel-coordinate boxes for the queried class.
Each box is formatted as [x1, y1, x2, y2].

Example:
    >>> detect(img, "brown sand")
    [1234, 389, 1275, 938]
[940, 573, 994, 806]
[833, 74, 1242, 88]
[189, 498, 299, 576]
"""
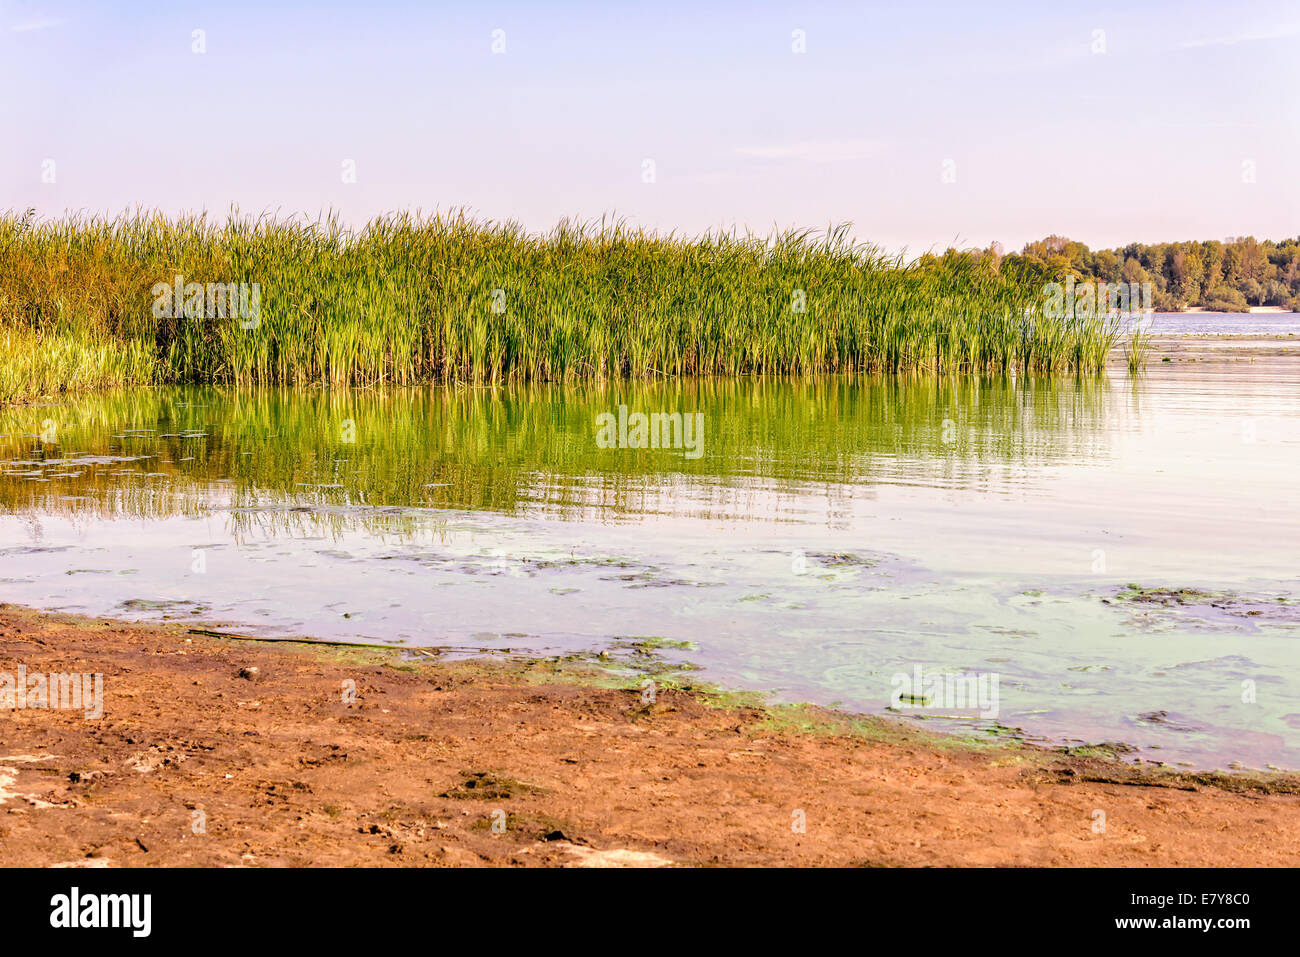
[2, 605, 1299, 867]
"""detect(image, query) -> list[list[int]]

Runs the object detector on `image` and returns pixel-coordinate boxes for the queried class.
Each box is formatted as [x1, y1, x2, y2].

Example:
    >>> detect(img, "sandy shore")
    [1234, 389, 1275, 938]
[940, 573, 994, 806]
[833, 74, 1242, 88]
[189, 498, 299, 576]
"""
[1127, 334, 1299, 365]
[2, 604, 1299, 867]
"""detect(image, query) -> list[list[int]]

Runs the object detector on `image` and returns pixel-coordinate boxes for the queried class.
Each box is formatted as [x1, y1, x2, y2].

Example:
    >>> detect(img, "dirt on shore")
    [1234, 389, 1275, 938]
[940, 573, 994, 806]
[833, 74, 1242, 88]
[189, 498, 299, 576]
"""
[2, 604, 1299, 867]
[1134, 334, 1299, 364]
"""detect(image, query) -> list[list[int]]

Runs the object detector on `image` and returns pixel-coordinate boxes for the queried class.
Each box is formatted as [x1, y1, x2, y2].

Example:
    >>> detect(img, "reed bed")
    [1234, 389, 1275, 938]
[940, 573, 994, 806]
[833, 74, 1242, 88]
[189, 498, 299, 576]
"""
[0, 210, 1118, 400]
[0, 327, 156, 403]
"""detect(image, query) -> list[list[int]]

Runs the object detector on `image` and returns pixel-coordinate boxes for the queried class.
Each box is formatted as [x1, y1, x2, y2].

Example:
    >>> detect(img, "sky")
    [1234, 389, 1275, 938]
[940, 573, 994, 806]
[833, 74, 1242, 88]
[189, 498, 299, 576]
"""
[2, 0, 1297, 255]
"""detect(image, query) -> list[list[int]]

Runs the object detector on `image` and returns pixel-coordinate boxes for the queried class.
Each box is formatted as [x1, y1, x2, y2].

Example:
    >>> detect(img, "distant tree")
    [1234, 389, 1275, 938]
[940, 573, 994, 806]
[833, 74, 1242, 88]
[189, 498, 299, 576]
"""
[1121, 257, 1148, 286]
[1265, 279, 1291, 306]
[1152, 288, 1180, 311]
[1062, 240, 1090, 274]
[1143, 246, 1167, 286]
[1203, 286, 1248, 311]
[1202, 241, 1225, 290]
[1014, 235, 1300, 310]
[1238, 237, 1271, 285]
[1091, 249, 1122, 283]
[1222, 246, 1243, 287]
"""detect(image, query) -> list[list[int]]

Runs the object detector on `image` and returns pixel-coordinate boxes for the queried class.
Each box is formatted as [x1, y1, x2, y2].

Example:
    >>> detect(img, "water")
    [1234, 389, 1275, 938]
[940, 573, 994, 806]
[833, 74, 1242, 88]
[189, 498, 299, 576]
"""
[1148, 311, 1300, 336]
[2, 369, 1299, 770]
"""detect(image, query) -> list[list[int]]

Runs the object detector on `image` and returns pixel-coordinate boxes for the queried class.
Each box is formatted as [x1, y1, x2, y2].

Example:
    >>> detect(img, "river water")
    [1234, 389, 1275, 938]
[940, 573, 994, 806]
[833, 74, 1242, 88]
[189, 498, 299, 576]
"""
[1147, 311, 1300, 335]
[2, 363, 1298, 769]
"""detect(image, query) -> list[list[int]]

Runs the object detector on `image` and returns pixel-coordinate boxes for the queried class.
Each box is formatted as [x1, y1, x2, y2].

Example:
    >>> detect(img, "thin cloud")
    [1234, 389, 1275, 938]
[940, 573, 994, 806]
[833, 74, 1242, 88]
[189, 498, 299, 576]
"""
[10, 17, 66, 33]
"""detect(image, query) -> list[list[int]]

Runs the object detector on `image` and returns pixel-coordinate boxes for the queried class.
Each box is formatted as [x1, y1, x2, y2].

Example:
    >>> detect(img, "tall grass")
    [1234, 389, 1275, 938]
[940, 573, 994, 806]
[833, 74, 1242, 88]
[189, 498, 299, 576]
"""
[0, 209, 1119, 400]
[1126, 320, 1153, 374]
[0, 327, 157, 403]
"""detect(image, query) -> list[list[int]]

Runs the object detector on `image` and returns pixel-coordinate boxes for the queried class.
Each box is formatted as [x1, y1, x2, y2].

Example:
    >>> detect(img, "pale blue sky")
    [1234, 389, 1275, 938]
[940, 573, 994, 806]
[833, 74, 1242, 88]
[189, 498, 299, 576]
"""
[3, 0, 1297, 254]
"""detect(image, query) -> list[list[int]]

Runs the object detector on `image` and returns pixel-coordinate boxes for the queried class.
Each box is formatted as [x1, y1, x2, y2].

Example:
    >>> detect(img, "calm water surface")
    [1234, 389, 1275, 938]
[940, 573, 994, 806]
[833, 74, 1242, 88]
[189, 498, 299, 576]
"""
[2, 368, 1298, 769]
[1149, 311, 1300, 335]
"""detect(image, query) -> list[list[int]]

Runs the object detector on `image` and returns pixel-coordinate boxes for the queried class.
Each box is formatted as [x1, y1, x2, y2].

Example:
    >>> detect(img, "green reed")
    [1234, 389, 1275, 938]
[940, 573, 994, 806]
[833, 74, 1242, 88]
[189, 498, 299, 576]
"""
[0, 210, 1119, 400]
[1126, 320, 1153, 374]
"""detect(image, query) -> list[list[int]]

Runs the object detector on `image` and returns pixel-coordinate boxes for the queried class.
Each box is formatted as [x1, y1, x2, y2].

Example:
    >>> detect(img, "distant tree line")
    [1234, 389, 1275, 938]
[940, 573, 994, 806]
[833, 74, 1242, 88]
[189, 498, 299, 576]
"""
[920, 236, 1300, 312]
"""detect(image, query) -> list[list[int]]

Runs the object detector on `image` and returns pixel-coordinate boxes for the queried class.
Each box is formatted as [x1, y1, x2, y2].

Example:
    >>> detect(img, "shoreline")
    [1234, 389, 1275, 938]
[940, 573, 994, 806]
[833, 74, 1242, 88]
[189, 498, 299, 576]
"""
[1123, 334, 1299, 366]
[3, 604, 1299, 867]
[1181, 306, 1295, 314]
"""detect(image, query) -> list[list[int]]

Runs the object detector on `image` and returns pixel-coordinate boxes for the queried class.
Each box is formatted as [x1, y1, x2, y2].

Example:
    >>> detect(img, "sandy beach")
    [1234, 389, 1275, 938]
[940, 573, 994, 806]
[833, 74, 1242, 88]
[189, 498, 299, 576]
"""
[3, 603, 1299, 867]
